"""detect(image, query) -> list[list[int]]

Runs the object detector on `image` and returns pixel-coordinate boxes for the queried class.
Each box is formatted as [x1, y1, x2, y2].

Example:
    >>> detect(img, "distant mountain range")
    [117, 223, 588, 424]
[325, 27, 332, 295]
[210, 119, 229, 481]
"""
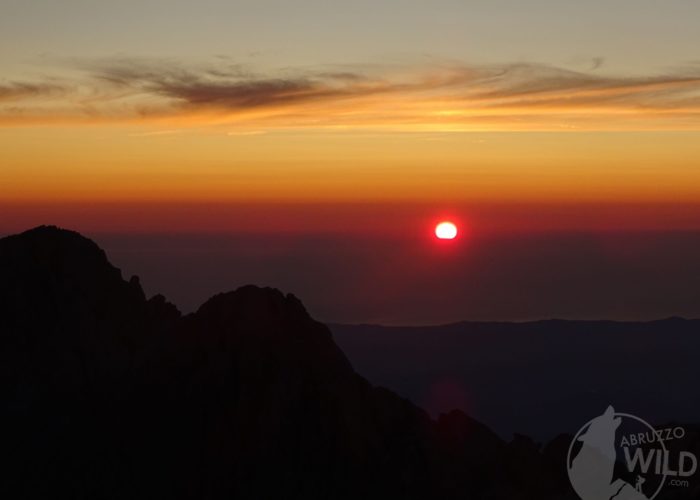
[1, 226, 698, 499]
[331, 318, 700, 441]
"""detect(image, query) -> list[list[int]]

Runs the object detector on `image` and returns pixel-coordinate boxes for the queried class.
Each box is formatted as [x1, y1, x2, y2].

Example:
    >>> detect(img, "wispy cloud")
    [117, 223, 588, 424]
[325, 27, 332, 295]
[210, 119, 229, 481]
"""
[2, 58, 700, 130]
[0, 81, 66, 102]
[83, 58, 395, 110]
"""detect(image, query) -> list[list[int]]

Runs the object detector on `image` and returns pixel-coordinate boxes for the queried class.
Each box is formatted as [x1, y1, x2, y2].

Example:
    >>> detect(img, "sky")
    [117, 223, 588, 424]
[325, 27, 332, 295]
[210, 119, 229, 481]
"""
[2, 1, 700, 322]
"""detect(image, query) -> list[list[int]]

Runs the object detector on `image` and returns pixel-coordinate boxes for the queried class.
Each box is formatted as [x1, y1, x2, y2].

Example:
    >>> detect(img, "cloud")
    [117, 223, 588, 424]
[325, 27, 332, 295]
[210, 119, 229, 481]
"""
[83, 58, 392, 110]
[470, 63, 700, 110]
[2, 58, 700, 130]
[0, 81, 65, 102]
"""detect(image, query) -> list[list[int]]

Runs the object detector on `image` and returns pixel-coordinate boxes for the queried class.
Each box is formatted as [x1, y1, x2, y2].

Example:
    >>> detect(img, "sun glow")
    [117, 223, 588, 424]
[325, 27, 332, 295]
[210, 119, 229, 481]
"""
[435, 221, 458, 240]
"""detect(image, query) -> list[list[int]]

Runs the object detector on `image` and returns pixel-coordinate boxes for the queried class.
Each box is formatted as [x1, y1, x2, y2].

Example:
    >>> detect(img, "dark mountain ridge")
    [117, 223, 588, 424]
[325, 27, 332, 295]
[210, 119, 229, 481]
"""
[0, 226, 571, 499]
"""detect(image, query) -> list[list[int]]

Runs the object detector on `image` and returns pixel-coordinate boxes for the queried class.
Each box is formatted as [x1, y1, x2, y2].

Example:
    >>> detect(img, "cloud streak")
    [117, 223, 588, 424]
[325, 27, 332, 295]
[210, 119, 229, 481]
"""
[2, 58, 700, 130]
[0, 81, 66, 102]
[84, 58, 397, 110]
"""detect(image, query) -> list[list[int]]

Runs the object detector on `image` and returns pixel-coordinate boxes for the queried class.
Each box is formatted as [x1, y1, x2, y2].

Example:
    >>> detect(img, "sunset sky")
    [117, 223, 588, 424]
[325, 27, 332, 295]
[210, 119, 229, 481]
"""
[2, 1, 700, 323]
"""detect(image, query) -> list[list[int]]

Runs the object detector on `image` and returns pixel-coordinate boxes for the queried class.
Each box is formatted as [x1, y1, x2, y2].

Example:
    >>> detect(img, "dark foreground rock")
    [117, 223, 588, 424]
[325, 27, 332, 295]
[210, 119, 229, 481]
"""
[1, 226, 573, 499]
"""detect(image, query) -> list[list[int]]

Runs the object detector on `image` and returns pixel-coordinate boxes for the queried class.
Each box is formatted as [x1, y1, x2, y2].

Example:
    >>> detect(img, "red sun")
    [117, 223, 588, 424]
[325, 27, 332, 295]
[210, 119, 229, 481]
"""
[435, 221, 458, 240]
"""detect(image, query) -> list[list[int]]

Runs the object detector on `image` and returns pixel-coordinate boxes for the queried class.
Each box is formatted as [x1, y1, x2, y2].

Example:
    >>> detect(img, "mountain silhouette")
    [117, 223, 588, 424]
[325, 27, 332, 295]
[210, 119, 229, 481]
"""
[0, 226, 628, 499]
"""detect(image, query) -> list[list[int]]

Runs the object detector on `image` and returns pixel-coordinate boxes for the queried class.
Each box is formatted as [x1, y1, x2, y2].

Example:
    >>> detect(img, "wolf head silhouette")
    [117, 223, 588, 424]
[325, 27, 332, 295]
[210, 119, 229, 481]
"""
[578, 405, 621, 463]
[569, 406, 640, 500]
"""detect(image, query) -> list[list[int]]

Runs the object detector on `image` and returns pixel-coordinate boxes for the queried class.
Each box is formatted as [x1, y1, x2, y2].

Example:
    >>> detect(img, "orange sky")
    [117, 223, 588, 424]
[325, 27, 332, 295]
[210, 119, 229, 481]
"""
[3, 125, 700, 219]
[2, 0, 700, 235]
[3, 57, 700, 234]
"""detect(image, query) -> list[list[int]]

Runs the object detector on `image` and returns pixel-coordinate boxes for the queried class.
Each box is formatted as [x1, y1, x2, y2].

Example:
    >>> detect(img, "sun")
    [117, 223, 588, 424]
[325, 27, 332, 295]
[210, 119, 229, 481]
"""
[435, 221, 458, 240]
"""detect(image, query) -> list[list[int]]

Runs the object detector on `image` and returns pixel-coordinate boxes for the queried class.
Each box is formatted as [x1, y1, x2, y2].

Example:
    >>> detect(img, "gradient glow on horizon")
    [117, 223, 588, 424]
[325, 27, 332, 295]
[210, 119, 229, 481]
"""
[2, 0, 700, 233]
